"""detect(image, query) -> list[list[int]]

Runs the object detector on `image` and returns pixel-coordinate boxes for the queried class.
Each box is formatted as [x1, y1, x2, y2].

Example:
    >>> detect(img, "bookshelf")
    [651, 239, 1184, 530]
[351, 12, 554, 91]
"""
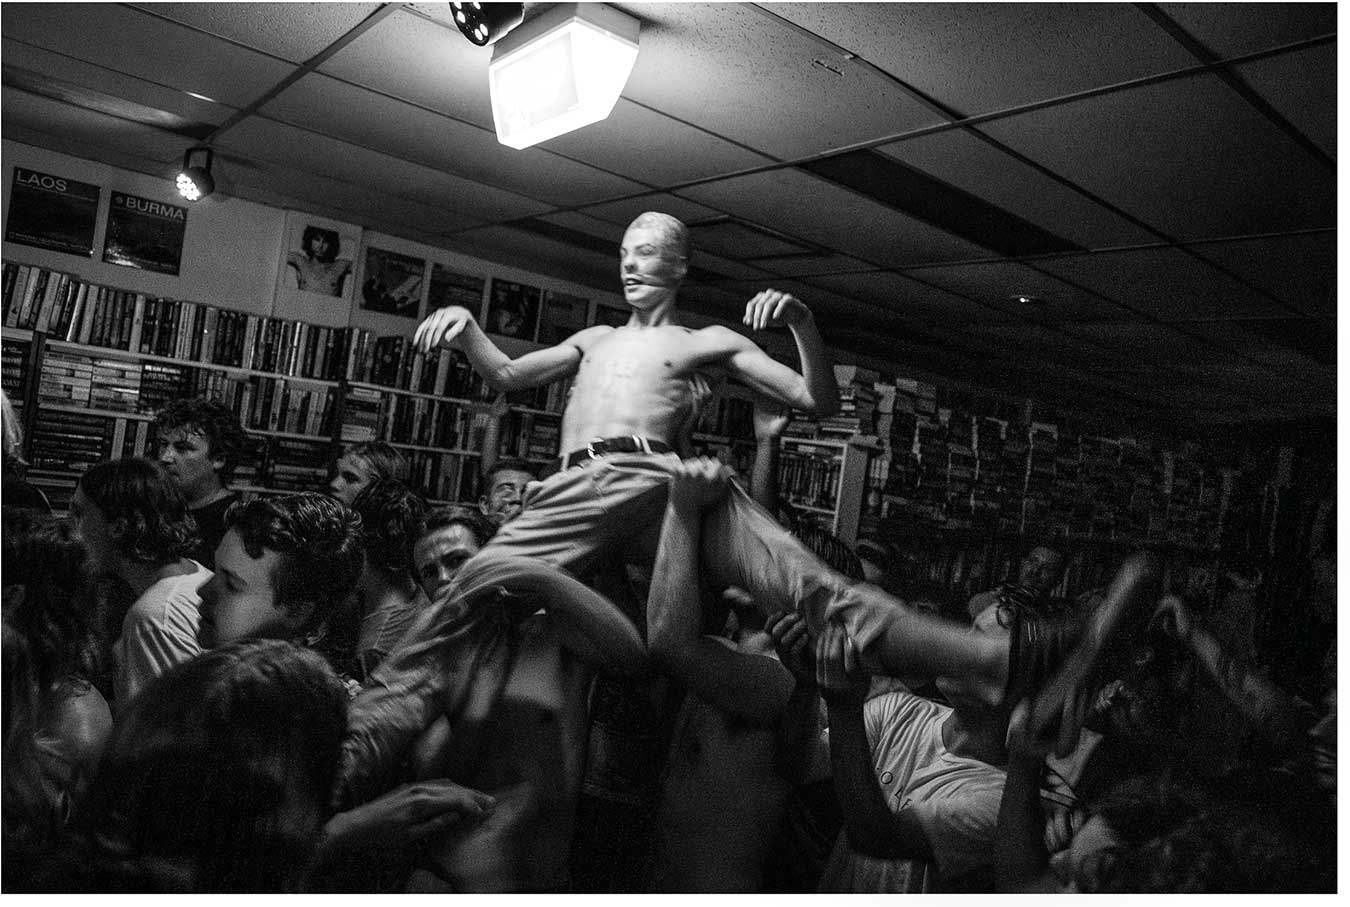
[2, 259, 570, 512]
[778, 435, 873, 545]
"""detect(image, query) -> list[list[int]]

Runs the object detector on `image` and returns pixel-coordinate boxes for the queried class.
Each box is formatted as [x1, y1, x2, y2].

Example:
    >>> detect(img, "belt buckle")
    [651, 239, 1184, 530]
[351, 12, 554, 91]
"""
[631, 434, 647, 454]
[587, 438, 601, 461]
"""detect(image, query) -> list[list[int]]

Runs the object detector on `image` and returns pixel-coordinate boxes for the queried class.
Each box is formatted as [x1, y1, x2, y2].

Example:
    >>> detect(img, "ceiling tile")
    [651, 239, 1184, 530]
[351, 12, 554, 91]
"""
[1158, 2, 1336, 58]
[216, 118, 547, 224]
[749, 255, 874, 278]
[806, 270, 1014, 324]
[905, 260, 1135, 323]
[539, 100, 775, 185]
[980, 73, 1335, 240]
[1185, 232, 1334, 316]
[1036, 248, 1295, 322]
[2, 37, 234, 128]
[2, 88, 183, 169]
[318, 8, 493, 127]
[130, 2, 383, 63]
[450, 224, 616, 292]
[1235, 43, 1336, 159]
[1, 3, 294, 107]
[764, 2, 1196, 117]
[877, 130, 1158, 249]
[679, 169, 992, 268]
[580, 194, 724, 229]
[615, 2, 943, 159]
[260, 74, 645, 208]
[1184, 321, 1331, 371]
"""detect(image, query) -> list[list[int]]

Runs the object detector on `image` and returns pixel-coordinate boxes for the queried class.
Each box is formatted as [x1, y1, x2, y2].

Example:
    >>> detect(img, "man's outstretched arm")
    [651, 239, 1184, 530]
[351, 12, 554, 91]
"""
[414, 304, 603, 391]
[727, 290, 840, 417]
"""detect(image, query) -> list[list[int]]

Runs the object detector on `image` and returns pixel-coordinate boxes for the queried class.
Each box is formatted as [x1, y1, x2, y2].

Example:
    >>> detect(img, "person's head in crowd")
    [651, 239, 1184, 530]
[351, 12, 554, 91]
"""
[153, 397, 247, 507]
[71, 459, 198, 579]
[351, 478, 427, 595]
[1051, 762, 1334, 892]
[197, 494, 363, 653]
[328, 442, 410, 507]
[301, 225, 340, 263]
[479, 457, 536, 527]
[78, 639, 349, 891]
[1016, 543, 1067, 599]
[412, 506, 492, 603]
[2, 508, 100, 694]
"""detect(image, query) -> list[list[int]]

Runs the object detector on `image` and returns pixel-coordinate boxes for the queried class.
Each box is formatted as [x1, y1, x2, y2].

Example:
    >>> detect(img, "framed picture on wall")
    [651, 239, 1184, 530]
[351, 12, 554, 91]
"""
[593, 303, 629, 328]
[277, 212, 359, 301]
[360, 246, 426, 318]
[485, 278, 541, 340]
[102, 191, 187, 275]
[425, 263, 486, 320]
[537, 289, 589, 344]
[5, 167, 100, 257]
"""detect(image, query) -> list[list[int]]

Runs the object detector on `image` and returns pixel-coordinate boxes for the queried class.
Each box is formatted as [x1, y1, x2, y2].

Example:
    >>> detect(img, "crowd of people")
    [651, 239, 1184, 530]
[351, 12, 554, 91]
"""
[0, 212, 1337, 893]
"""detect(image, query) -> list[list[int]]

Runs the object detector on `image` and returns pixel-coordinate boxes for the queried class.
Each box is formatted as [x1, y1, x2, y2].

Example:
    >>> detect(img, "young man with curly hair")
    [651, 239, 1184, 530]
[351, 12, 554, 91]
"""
[71, 458, 209, 710]
[153, 396, 249, 570]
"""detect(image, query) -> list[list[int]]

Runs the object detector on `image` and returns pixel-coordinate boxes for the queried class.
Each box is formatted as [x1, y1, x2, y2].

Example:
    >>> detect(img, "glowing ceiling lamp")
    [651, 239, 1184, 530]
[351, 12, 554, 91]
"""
[488, 2, 640, 150]
[175, 147, 215, 201]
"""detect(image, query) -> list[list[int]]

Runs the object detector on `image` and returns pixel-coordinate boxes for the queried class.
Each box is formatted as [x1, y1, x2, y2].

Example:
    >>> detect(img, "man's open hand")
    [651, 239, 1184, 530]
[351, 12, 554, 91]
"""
[767, 610, 813, 684]
[743, 289, 810, 331]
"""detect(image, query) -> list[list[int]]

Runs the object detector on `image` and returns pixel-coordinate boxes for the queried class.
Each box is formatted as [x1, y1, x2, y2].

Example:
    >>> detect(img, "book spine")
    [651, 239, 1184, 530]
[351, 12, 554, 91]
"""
[18, 268, 49, 329]
[5, 265, 32, 327]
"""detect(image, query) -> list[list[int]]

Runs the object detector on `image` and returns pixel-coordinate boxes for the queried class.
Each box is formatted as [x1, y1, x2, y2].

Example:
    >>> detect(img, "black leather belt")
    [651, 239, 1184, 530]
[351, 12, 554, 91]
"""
[561, 436, 674, 469]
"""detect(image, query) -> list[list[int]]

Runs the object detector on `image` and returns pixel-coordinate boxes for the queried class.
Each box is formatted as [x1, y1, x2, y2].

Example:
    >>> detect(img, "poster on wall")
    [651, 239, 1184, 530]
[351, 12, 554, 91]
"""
[485, 278, 541, 340]
[102, 191, 187, 275]
[425, 263, 486, 320]
[4, 167, 100, 257]
[276, 211, 359, 302]
[537, 289, 589, 344]
[592, 303, 630, 328]
[359, 246, 426, 318]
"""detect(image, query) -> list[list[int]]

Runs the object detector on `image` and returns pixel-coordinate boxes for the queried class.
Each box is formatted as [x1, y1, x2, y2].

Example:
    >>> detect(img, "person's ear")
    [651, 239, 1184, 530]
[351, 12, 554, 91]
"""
[672, 255, 688, 282]
[478, 496, 490, 516]
[211, 453, 226, 475]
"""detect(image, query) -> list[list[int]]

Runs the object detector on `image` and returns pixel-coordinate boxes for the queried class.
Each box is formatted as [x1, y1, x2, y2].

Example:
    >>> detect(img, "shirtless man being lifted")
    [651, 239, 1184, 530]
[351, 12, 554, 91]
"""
[340, 213, 1158, 818]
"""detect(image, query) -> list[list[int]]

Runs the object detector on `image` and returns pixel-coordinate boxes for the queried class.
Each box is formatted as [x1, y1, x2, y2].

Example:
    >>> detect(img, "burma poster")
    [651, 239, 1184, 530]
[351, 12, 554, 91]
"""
[102, 191, 187, 275]
[4, 167, 100, 256]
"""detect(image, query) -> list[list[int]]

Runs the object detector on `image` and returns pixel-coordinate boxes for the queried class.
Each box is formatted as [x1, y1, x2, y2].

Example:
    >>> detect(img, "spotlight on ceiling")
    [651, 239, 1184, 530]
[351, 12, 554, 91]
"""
[175, 147, 215, 202]
[488, 2, 640, 150]
[451, 2, 524, 47]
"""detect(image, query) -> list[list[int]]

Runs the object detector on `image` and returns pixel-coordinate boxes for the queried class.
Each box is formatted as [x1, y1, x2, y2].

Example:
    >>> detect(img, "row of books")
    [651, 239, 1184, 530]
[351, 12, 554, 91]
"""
[497, 410, 562, 461]
[382, 395, 495, 451]
[779, 445, 845, 512]
[3, 337, 31, 403]
[36, 350, 338, 438]
[405, 450, 484, 504]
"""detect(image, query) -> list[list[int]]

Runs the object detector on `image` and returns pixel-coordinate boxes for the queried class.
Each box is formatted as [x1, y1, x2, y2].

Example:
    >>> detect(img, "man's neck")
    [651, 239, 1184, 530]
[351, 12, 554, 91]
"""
[626, 292, 681, 328]
[185, 484, 231, 511]
[119, 557, 198, 598]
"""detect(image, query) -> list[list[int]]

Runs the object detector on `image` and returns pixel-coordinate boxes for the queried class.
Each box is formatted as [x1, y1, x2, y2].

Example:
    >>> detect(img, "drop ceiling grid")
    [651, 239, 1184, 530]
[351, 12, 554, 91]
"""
[677, 169, 994, 268]
[1184, 233, 1336, 315]
[448, 224, 617, 287]
[0, 3, 295, 107]
[804, 270, 1017, 325]
[128, 1, 384, 64]
[612, 2, 943, 160]
[1156, 2, 1337, 59]
[1, 90, 186, 167]
[315, 7, 494, 128]
[215, 117, 549, 224]
[746, 255, 875, 279]
[762, 2, 1198, 119]
[1, 37, 237, 129]
[1234, 43, 1337, 158]
[533, 99, 778, 187]
[874, 130, 1160, 250]
[902, 260, 1137, 324]
[1036, 248, 1307, 323]
[258, 74, 648, 208]
[978, 72, 1336, 241]
[1, 122, 181, 185]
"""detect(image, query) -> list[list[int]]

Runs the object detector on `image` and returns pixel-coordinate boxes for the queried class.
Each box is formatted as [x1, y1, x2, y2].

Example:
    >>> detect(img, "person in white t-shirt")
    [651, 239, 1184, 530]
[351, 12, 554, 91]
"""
[69, 458, 209, 711]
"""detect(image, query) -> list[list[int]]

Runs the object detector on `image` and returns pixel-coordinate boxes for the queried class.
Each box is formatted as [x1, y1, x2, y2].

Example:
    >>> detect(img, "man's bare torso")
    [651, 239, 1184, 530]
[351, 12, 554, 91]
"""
[560, 324, 737, 451]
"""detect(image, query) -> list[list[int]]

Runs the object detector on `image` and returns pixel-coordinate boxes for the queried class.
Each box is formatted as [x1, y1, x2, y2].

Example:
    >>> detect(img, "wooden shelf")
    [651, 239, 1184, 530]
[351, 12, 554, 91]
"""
[45, 338, 340, 385]
[348, 380, 479, 405]
[38, 402, 153, 421]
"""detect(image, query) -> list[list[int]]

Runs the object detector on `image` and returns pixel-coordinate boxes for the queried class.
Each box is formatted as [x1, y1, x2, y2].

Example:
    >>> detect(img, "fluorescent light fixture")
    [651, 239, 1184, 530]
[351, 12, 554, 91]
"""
[488, 3, 639, 150]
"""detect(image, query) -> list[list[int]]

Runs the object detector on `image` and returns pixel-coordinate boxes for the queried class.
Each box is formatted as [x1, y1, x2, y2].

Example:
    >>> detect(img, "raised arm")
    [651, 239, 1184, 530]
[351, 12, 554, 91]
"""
[729, 290, 839, 417]
[749, 400, 788, 512]
[816, 620, 934, 860]
[414, 305, 599, 392]
[648, 458, 794, 722]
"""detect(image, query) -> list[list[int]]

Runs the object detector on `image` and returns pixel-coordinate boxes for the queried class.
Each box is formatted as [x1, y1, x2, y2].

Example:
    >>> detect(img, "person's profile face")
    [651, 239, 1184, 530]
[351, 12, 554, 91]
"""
[412, 523, 482, 602]
[1019, 546, 1065, 596]
[157, 426, 223, 500]
[196, 528, 290, 648]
